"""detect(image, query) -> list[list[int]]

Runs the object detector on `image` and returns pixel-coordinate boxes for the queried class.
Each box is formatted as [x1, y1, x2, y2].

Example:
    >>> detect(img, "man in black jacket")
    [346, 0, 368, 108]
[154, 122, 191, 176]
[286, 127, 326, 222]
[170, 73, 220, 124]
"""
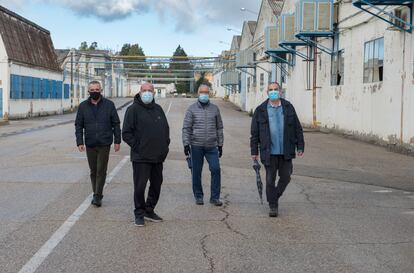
[122, 83, 170, 227]
[250, 82, 304, 217]
[75, 81, 121, 207]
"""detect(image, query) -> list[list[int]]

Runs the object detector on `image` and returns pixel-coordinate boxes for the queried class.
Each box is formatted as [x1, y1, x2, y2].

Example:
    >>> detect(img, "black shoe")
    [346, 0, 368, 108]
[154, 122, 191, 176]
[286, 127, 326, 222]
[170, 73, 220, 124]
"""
[195, 198, 204, 205]
[210, 199, 223, 206]
[135, 217, 145, 227]
[91, 194, 102, 207]
[269, 205, 278, 217]
[144, 211, 163, 223]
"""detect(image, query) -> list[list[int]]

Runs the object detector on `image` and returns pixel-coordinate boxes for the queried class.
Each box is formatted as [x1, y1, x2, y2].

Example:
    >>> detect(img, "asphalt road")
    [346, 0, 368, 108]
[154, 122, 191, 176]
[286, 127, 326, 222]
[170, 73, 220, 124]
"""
[0, 97, 413, 273]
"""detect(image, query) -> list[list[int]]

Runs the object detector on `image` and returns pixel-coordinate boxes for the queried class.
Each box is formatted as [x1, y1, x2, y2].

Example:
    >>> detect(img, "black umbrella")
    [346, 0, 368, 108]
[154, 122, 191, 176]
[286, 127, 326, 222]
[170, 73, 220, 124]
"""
[252, 160, 263, 204]
[186, 155, 192, 171]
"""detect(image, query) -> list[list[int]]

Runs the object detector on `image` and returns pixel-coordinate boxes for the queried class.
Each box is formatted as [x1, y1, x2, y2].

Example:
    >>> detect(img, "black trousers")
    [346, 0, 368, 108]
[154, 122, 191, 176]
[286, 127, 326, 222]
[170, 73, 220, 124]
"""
[265, 155, 293, 206]
[132, 162, 163, 218]
[86, 145, 111, 196]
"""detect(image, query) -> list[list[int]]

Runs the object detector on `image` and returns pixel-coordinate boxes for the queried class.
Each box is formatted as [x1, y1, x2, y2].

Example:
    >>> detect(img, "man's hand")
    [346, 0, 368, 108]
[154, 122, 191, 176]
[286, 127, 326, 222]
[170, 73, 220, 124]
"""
[297, 150, 304, 157]
[218, 146, 223, 158]
[78, 145, 85, 152]
[114, 144, 120, 152]
[184, 145, 191, 156]
[251, 155, 259, 161]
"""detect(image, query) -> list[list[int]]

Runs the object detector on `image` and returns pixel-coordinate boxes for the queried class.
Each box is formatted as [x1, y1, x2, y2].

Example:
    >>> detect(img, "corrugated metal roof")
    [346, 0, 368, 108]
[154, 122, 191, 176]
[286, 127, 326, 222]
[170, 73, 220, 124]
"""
[0, 5, 61, 72]
[55, 49, 70, 66]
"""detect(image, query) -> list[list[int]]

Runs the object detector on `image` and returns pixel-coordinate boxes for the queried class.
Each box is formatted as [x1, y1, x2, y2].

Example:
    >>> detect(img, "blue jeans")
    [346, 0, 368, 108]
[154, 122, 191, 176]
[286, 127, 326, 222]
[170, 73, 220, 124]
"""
[191, 146, 221, 201]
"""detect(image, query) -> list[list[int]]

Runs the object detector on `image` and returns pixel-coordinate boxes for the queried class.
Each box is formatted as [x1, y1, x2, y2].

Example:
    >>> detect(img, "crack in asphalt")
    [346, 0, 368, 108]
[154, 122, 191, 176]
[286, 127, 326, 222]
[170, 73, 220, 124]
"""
[219, 193, 248, 239]
[296, 183, 318, 209]
[200, 234, 215, 273]
[198, 193, 248, 273]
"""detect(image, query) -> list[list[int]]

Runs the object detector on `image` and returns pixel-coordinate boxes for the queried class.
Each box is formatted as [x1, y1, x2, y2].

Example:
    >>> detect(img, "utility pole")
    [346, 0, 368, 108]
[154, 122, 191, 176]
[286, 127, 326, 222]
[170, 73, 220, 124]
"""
[70, 51, 74, 111]
[312, 40, 318, 128]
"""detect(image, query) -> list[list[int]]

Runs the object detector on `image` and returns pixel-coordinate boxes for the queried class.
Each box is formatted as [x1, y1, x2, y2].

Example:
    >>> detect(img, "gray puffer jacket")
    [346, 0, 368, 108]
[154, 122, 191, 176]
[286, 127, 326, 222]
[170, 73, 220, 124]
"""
[182, 101, 224, 148]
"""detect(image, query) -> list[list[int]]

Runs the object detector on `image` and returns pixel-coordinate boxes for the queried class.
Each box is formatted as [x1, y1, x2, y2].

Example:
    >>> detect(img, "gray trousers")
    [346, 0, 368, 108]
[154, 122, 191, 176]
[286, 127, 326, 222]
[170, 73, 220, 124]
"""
[265, 155, 293, 206]
[86, 146, 110, 196]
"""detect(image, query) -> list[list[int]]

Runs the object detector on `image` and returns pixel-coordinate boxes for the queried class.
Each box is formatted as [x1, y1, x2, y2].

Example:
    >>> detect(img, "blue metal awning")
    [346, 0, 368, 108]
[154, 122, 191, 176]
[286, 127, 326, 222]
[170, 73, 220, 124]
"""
[352, 0, 413, 33]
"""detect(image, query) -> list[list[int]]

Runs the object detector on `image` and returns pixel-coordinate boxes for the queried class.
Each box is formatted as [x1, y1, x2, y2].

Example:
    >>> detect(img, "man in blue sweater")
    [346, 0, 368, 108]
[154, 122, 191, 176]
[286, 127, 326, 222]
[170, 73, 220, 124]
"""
[250, 82, 305, 217]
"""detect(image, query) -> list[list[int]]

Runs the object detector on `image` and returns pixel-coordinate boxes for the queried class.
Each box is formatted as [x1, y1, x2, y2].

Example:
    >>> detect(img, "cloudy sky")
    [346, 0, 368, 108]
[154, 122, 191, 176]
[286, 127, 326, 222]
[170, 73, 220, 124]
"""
[0, 0, 261, 56]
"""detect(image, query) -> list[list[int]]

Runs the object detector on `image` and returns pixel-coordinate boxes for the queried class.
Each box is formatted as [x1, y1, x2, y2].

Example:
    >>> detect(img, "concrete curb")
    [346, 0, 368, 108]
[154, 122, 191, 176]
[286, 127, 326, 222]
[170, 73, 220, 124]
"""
[0, 99, 133, 138]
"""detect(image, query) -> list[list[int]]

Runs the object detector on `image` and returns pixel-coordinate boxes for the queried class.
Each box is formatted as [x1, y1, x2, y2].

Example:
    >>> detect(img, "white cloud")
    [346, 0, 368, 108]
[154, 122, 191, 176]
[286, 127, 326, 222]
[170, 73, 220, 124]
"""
[50, 0, 260, 31]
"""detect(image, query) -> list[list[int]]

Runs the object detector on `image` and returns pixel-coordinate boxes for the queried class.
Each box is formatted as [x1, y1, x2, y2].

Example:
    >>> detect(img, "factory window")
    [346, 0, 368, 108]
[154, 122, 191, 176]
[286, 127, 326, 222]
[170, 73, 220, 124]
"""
[247, 77, 251, 92]
[259, 73, 264, 92]
[331, 50, 344, 86]
[64, 84, 70, 99]
[363, 38, 384, 83]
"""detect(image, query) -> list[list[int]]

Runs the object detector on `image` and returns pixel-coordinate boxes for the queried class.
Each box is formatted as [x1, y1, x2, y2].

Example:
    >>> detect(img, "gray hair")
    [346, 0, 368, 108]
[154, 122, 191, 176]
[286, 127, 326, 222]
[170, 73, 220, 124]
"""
[88, 80, 102, 89]
[267, 82, 281, 90]
[198, 84, 211, 93]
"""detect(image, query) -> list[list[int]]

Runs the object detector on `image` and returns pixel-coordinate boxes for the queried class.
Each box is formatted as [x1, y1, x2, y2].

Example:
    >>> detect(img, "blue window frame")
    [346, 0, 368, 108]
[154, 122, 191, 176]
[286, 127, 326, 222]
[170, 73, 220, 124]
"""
[50, 80, 56, 99]
[23, 76, 33, 99]
[64, 84, 70, 99]
[42, 79, 49, 99]
[56, 81, 63, 98]
[10, 75, 21, 99]
[33, 78, 40, 99]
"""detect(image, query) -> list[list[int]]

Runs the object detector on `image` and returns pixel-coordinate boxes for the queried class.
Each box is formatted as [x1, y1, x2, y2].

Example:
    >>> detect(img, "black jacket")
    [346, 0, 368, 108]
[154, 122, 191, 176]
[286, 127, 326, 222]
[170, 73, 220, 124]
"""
[250, 99, 304, 165]
[122, 95, 170, 163]
[75, 97, 121, 147]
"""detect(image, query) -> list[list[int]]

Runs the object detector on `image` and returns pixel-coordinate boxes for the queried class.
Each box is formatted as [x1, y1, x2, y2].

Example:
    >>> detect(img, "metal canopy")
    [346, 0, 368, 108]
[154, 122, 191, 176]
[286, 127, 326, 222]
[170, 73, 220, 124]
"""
[352, 0, 413, 33]
[267, 52, 293, 66]
[279, 44, 312, 60]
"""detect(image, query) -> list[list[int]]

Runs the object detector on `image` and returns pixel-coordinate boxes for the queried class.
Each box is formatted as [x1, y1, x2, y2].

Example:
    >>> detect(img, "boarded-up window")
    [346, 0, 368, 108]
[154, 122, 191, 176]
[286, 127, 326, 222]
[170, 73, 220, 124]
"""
[260, 73, 265, 92]
[284, 15, 295, 41]
[303, 2, 315, 31]
[318, 2, 331, 31]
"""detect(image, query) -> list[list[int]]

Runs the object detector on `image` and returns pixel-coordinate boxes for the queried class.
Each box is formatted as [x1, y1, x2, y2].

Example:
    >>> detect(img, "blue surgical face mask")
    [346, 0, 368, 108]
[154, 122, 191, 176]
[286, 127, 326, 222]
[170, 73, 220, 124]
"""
[141, 91, 154, 104]
[199, 94, 209, 103]
[268, 90, 280, 101]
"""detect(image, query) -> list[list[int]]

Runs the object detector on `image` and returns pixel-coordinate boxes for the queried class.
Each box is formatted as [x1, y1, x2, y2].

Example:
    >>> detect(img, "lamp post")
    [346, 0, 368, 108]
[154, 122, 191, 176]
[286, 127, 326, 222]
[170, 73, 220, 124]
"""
[240, 7, 259, 15]
[226, 28, 242, 34]
[219, 41, 230, 45]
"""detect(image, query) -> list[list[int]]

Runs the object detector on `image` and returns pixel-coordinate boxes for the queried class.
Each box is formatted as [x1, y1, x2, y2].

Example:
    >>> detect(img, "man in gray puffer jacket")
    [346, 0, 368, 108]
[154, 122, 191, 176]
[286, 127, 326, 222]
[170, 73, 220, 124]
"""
[182, 85, 224, 206]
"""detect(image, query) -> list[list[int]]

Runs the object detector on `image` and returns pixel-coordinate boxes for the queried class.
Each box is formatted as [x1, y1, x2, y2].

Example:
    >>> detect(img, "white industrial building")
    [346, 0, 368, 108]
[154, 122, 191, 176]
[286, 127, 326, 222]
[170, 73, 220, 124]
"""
[56, 49, 128, 109]
[214, 0, 414, 150]
[128, 82, 175, 98]
[0, 5, 68, 120]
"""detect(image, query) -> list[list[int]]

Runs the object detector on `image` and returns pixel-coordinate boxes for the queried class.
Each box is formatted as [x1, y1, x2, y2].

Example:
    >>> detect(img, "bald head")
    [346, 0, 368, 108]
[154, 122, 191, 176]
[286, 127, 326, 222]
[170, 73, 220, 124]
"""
[140, 83, 155, 93]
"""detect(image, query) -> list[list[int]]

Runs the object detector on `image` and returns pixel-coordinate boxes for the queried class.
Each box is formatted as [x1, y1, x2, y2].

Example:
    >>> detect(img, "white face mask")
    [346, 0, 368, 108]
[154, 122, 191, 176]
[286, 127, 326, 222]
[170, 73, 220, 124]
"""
[141, 91, 154, 104]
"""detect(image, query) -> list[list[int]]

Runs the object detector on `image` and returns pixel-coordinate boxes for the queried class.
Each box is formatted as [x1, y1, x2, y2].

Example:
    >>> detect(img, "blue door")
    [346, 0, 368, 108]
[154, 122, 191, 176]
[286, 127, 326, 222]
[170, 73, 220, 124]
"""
[0, 88, 3, 119]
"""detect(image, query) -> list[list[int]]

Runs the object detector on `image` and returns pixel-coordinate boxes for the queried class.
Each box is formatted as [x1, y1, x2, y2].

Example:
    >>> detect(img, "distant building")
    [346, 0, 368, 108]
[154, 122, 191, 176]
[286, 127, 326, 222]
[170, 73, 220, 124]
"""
[0, 5, 67, 120]
[128, 82, 175, 98]
[56, 49, 128, 108]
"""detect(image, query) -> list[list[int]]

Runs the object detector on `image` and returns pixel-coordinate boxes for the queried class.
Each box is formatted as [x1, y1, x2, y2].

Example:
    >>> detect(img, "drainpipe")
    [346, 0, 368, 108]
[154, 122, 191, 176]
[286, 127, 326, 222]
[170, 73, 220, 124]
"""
[312, 40, 318, 128]
[400, 33, 406, 144]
